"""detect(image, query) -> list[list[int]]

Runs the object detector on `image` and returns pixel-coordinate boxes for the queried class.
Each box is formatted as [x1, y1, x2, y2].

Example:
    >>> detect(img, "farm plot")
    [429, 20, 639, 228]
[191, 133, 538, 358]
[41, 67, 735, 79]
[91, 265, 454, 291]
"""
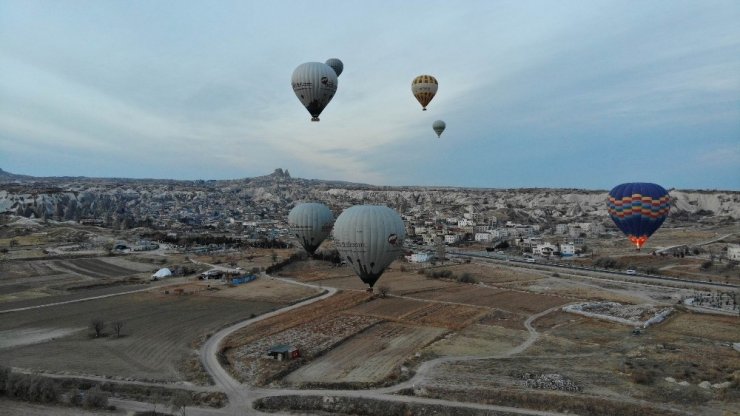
[404, 284, 506, 307]
[424, 323, 528, 357]
[401, 303, 487, 329]
[49, 257, 145, 279]
[285, 322, 445, 385]
[201, 277, 320, 303]
[447, 262, 547, 286]
[344, 296, 429, 320]
[0, 292, 278, 383]
[406, 284, 568, 314]
[229, 314, 380, 385]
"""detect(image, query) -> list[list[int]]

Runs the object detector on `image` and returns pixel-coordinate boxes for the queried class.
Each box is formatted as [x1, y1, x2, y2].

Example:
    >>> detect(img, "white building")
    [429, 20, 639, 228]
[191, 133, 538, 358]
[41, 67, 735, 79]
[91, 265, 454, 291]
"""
[728, 244, 740, 261]
[475, 232, 493, 242]
[533, 242, 558, 257]
[444, 234, 460, 244]
[555, 224, 569, 235]
[560, 242, 575, 257]
[414, 226, 428, 235]
[406, 252, 433, 263]
[458, 218, 474, 227]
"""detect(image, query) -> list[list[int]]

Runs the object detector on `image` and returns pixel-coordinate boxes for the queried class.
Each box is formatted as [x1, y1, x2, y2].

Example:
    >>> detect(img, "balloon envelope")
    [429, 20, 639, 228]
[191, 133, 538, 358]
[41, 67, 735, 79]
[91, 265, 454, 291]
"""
[607, 183, 670, 249]
[325, 58, 344, 77]
[412, 75, 438, 110]
[333, 205, 406, 288]
[291, 62, 338, 121]
[288, 203, 334, 254]
[432, 120, 446, 138]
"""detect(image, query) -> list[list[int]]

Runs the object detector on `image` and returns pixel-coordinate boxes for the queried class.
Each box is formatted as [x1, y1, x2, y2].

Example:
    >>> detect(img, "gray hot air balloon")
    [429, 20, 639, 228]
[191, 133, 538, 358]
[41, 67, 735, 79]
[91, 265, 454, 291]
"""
[291, 62, 338, 122]
[333, 205, 406, 289]
[288, 203, 334, 255]
[325, 58, 344, 77]
[432, 120, 446, 138]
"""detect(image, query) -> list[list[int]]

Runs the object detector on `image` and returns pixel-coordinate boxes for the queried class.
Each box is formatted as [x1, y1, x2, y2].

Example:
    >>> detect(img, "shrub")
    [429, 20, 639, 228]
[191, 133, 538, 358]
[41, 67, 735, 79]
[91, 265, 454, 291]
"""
[457, 273, 477, 284]
[630, 369, 655, 385]
[84, 385, 109, 409]
[377, 286, 390, 298]
[700, 260, 713, 270]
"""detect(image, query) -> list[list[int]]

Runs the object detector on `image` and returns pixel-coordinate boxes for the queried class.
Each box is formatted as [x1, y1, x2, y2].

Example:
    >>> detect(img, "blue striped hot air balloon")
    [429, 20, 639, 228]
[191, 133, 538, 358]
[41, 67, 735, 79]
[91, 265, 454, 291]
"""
[606, 183, 671, 250]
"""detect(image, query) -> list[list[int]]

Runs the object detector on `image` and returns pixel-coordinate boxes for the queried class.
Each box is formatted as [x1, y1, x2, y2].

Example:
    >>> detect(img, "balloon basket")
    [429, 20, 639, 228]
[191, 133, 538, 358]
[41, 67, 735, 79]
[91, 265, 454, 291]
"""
[311, 117, 320, 122]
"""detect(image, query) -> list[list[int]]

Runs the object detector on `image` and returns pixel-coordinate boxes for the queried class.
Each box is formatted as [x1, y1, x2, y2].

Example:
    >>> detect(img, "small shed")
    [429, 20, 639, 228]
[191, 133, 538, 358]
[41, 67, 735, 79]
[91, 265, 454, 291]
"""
[267, 344, 300, 361]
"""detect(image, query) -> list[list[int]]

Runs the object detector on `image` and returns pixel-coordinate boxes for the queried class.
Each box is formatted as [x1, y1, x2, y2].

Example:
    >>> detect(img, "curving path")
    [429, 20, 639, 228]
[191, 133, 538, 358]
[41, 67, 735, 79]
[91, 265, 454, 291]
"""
[195, 274, 567, 415]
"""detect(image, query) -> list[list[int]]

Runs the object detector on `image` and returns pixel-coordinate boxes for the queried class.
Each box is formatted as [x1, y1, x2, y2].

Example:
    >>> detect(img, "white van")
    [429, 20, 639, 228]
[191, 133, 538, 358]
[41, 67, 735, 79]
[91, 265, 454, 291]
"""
[526, 258, 536, 263]
[626, 269, 636, 275]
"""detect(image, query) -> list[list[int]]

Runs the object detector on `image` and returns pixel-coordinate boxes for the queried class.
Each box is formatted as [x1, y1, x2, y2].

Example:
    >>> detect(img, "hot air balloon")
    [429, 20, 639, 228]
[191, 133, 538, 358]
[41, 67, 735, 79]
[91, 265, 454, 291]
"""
[333, 205, 406, 289]
[325, 58, 343, 77]
[288, 203, 335, 255]
[432, 120, 446, 138]
[606, 183, 670, 250]
[412, 75, 438, 110]
[291, 62, 338, 122]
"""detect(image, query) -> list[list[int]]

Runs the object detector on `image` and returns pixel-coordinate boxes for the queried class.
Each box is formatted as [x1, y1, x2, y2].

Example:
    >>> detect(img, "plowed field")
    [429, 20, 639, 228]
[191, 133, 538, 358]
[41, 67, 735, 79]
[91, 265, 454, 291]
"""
[285, 322, 445, 385]
[0, 292, 278, 382]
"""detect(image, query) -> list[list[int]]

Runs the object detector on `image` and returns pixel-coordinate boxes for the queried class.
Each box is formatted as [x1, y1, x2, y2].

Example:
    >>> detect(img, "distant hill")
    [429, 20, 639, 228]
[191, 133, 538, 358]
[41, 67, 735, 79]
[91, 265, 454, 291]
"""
[1, 167, 738, 225]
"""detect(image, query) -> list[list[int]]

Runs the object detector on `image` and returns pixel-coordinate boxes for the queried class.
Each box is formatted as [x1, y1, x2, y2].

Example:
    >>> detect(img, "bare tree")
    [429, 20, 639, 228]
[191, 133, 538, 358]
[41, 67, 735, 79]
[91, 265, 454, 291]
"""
[377, 286, 390, 298]
[90, 318, 105, 338]
[112, 320, 125, 338]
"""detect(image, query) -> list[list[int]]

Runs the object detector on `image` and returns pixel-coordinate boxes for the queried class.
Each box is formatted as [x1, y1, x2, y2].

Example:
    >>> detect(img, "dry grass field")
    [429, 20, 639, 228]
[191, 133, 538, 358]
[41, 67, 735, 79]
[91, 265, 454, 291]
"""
[0, 291, 282, 383]
[424, 324, 528, 357]
[0, 256, 157, 303]
[420, 309, 739, 415]
[284, 322, 445, 385]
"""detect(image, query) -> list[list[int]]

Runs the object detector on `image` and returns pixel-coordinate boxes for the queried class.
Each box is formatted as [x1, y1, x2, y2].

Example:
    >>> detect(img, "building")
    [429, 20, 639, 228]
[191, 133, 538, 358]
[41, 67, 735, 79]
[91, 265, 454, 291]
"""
[560, 242, 575, 257]
[475, 232, 493, 242]
[406, 252, 433, 263]
[533, 242, 558, 257]
[267, 344, 300, 361]
[728, 244, 740, 261]
[444, 234, 460, 244]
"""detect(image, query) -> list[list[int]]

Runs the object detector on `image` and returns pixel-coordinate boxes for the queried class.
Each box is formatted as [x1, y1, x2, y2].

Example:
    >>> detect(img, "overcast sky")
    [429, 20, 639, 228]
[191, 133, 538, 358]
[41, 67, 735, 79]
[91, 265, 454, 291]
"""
[1, 1, 738, 189]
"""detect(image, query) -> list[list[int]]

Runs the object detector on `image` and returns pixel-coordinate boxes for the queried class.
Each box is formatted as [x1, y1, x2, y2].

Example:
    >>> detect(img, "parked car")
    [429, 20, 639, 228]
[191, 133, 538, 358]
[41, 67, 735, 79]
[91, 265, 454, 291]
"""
[626, 269, 636, 275]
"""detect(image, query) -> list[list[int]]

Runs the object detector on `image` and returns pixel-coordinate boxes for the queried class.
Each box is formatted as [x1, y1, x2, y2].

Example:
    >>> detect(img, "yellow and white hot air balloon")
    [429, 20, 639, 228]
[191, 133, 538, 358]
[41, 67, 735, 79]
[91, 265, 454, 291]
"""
[412, 74, 438, 111]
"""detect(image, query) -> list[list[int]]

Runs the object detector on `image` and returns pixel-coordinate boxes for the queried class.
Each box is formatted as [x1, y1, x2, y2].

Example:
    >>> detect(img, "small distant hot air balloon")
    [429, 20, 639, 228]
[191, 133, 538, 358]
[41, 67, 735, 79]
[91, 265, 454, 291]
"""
[606, 183, 670, 250]
[325, 58, 343, 77]
[432, 120, 446, 138]
[288, 203, 334, 255]
[412, 75, 438, 111]
[333, 205, 406, 290]
[291, 62, 338, 122]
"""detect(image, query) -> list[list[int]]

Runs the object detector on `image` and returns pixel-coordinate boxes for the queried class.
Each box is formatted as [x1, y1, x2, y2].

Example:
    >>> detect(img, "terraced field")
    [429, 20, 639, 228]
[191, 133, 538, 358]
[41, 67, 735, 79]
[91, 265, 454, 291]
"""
[284, 322, 445, 385]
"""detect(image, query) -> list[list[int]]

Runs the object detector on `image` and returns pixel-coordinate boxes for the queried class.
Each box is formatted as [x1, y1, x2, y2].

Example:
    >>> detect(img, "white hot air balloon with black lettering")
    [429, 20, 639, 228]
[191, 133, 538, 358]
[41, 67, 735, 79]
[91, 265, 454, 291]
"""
[412, 74, 438, 110]
[288, 203, 334, 255]
[432, 120, 446, 138]
[291, 62, 338, 122]
[333, 205, 406, 289]
[325, 58, 344, 77]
